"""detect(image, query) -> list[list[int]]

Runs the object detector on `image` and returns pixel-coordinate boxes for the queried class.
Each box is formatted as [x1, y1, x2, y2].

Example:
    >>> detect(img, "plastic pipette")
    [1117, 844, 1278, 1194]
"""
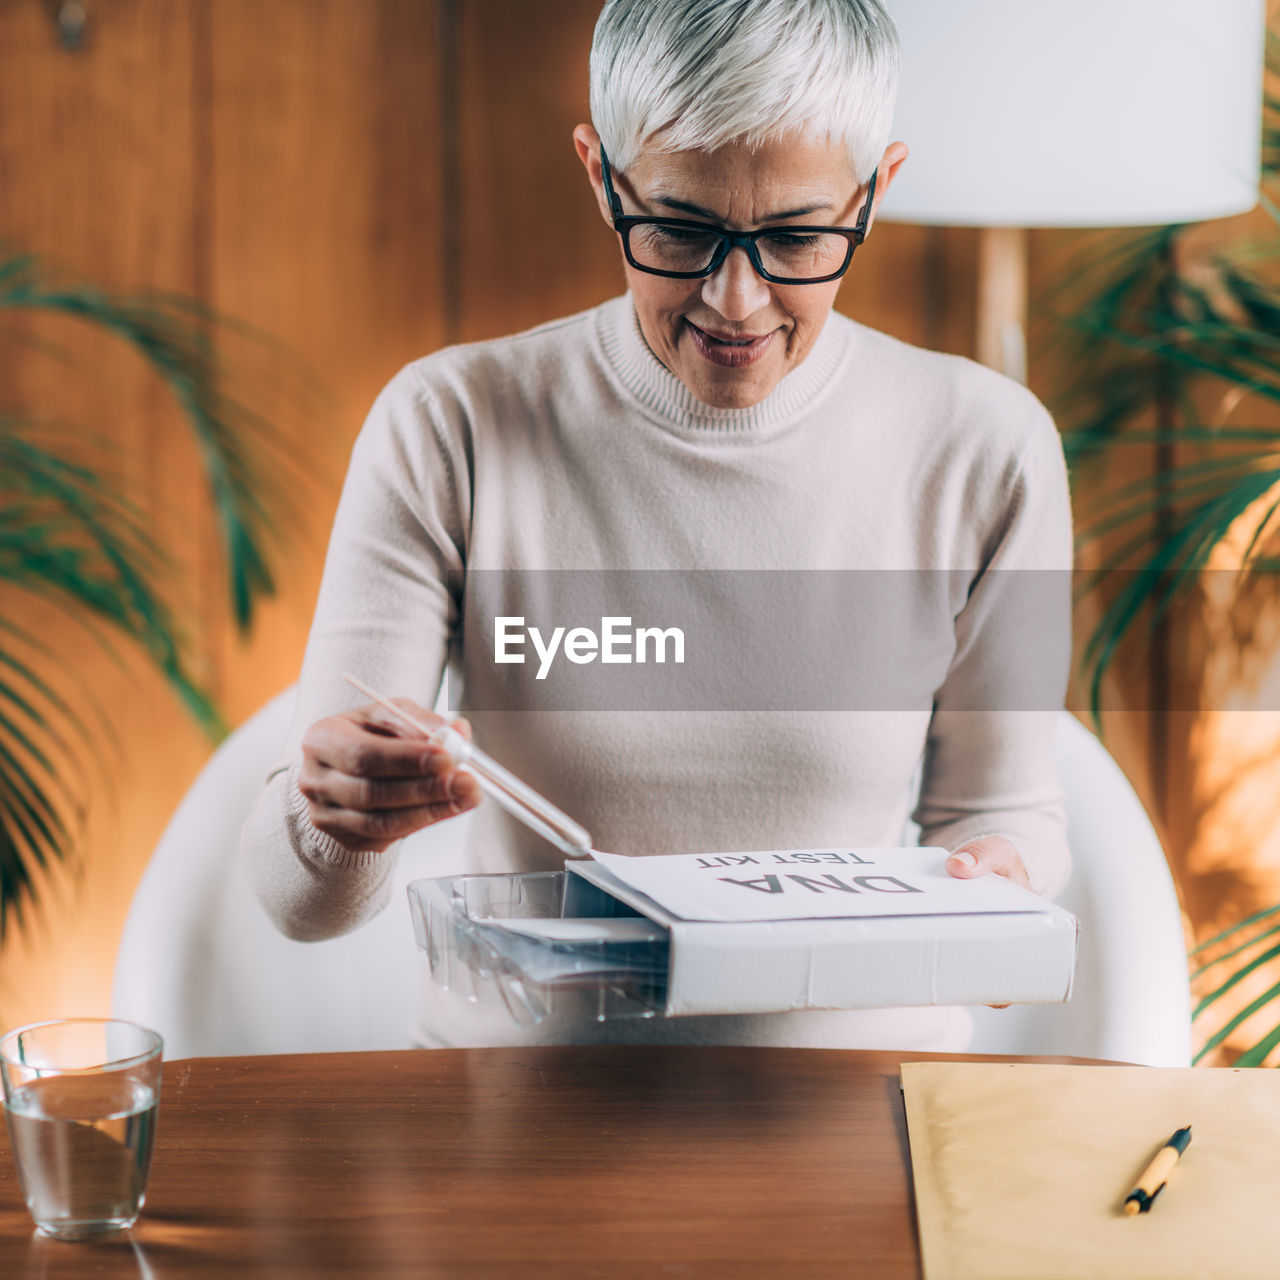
[342, 674, 593, 858]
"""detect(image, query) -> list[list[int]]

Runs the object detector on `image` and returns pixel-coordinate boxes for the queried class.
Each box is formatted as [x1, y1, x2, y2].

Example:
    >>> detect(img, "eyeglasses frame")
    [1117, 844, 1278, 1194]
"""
[599, 144, 878, 285]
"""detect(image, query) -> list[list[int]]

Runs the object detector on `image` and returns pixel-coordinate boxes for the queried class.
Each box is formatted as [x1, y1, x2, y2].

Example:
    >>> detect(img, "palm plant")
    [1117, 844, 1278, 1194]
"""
[1041, 30, 1280, 1065]
[0, 249, 297, 939]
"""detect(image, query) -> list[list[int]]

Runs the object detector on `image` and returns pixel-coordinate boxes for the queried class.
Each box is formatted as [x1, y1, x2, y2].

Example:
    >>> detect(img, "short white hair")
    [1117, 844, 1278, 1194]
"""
[589, 0, 900, 184]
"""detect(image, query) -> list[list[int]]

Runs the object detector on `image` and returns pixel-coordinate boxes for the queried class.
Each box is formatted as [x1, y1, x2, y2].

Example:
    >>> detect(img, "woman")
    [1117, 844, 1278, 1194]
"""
[243, 0, 1072, 1051]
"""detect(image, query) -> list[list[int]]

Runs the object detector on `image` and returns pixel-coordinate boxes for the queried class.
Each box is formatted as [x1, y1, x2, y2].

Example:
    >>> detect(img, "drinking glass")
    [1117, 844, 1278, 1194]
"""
[1, 1018, 162, 1240]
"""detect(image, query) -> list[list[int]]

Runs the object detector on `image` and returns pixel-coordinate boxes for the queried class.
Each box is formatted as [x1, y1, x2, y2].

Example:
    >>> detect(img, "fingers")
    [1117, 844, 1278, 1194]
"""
[304, 710, 446, 779]
[944, 834, 1032, 891]
[310, 766, 476, 813]
[306, 785, 481, 851]
[353, 696, 451, 744]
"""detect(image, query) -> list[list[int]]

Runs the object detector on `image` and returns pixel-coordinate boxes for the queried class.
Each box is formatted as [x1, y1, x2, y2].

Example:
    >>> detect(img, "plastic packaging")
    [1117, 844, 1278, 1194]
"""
[407, 872, 670, 1026]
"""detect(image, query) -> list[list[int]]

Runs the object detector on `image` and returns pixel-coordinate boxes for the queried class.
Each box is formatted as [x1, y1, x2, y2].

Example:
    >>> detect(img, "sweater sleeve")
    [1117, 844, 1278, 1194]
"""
[240, 364, 469, 941]
[911, 404, 1074, 899]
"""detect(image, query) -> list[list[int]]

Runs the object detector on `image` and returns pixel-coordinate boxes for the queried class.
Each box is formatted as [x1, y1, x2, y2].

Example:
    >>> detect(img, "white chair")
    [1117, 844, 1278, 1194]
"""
[112, 685, 474, 1060]
[961, 714, 1191, 1066]
[113, 691, 1191, 1064]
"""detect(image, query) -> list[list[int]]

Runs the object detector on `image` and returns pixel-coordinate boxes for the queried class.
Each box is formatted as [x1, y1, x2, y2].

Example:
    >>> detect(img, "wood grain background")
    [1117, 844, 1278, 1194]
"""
[0, 0, 1274, 1053]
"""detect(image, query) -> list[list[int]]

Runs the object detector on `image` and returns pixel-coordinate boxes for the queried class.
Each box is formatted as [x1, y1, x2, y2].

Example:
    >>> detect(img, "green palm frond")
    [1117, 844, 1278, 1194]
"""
[1264, 30, 1280, 174]
[0, 252, 306, 625]
[0, 249, 310, 938]
[0, 419, 222, 735]
[1190, 911, 1280, 1066]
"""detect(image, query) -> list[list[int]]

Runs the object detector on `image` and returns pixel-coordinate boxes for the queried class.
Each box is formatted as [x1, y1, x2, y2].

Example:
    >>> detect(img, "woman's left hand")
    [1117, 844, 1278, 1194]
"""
[945, 834, 1032, 1010]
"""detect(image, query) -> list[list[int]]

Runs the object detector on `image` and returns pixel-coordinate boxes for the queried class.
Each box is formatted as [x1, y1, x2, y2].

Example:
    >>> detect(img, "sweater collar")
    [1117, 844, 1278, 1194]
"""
[596, 293, 850, 439]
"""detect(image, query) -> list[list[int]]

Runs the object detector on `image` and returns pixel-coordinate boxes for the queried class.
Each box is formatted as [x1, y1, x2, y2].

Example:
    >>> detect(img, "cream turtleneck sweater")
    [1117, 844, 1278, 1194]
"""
[242, 293, 1073, 1050]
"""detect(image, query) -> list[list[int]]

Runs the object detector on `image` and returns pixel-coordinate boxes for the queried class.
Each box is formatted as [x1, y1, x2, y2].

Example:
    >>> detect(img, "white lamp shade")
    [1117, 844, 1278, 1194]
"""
[880, 0, 1265, 227]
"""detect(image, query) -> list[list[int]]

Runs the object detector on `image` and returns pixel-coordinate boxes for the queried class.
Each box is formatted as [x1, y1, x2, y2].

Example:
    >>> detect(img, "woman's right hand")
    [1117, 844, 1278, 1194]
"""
[297, 698, 481, 854]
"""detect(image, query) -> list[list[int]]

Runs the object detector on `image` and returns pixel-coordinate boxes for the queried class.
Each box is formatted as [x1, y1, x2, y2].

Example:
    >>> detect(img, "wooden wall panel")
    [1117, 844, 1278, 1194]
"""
[203, 0, 445, 724]
[455, 0, 616, 340]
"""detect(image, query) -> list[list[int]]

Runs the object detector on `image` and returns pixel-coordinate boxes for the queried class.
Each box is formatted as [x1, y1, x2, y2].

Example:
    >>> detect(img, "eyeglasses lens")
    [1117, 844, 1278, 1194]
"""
[626, 224, 851, 282]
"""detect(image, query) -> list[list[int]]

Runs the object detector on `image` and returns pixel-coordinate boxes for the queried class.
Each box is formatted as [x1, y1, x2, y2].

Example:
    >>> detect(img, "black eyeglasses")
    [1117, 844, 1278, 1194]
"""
[600, 144, 877, 285]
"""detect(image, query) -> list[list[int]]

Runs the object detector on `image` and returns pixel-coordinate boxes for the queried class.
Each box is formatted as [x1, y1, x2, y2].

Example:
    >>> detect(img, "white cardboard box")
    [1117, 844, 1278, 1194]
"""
[563, 847, 1078, 1016]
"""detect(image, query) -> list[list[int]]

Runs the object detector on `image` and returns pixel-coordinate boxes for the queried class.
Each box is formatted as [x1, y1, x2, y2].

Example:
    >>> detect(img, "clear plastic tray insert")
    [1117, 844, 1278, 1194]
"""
[407, 871, 671, 1026]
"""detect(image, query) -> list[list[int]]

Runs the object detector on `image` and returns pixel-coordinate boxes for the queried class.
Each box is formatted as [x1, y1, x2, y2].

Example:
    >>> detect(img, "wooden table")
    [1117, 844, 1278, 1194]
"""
[0, 1046, 1101, 1278]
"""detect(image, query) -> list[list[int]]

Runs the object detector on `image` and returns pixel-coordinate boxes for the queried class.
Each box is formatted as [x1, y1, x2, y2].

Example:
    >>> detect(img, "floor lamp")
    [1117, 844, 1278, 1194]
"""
[879, 0, 1265, 382]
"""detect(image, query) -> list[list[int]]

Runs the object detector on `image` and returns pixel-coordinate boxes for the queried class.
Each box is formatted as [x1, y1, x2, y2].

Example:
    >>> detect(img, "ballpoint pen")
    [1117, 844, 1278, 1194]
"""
[1123, 1125, 1192, 1215]
[342, 674, 594, 858]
